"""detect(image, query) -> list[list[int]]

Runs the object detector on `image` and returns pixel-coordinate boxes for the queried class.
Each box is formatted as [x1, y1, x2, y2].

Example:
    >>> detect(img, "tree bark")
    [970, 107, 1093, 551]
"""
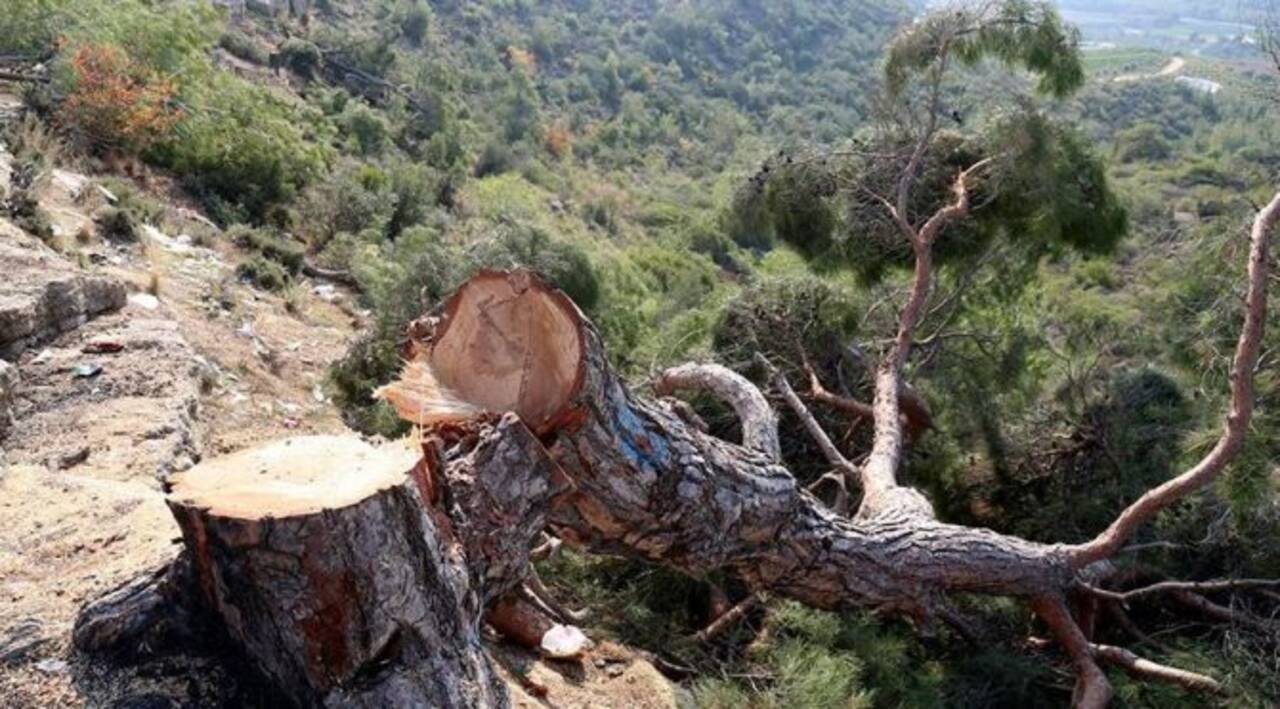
[164, 422, 561, 708]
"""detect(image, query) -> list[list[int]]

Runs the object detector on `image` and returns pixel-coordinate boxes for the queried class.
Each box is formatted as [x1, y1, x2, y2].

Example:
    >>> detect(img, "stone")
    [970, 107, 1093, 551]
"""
[0, 220, 127, 360]
[0, 619, 48, 665]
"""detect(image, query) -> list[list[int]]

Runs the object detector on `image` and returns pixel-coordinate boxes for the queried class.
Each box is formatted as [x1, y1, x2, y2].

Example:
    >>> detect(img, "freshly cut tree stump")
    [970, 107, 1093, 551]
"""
[166, 428, 559, 708]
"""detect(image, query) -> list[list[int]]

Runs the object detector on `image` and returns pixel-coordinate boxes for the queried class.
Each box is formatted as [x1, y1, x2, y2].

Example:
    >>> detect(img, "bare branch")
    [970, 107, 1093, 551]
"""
[1070, 190, 1280, 568]
[918, 157, 995, 246]
[854, 161, 994, 517]
[692, 594, 763, 643]
[1032, 596, 1114, 709]
[757, 354, 855, 470]
[1104, 602, 1172, 653]
[1093, 644, 1223, 695]
[1170, 590, 1276, 634]
[1080, 578, 1280, 604]
[655, 362, 781, 462]
[524, 567, 588, 624]
[805, 362, 933, 442]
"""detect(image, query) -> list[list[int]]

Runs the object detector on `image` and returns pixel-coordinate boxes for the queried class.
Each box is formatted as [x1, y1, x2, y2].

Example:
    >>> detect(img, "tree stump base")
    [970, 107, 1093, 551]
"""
[165, 434, 512, 708]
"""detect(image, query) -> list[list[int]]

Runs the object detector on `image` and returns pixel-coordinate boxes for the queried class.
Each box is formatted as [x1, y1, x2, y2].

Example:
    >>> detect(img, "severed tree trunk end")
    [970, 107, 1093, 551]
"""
[379, 268, 588, 435]
[165, 432, 547, 708]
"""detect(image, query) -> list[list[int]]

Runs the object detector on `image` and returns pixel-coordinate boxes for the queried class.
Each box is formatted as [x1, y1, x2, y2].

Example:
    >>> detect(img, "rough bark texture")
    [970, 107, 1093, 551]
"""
[164, 420, 560, 708]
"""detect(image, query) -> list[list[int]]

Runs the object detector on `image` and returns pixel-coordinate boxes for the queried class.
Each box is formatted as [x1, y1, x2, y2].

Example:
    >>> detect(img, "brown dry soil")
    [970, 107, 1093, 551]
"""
[0, 132, 680, 707]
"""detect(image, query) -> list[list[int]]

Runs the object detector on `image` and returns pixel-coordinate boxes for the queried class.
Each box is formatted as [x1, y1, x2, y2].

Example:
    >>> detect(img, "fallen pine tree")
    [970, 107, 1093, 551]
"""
[74, 188, 1280, 708]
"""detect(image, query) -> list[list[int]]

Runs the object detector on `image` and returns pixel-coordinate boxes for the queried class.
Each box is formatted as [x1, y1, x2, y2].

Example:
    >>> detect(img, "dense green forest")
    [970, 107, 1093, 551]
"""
[3, 0, 1279, 706]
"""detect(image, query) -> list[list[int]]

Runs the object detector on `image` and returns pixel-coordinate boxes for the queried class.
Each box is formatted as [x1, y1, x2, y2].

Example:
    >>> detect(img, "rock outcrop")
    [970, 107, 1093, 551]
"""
[0, 221, 127, 361]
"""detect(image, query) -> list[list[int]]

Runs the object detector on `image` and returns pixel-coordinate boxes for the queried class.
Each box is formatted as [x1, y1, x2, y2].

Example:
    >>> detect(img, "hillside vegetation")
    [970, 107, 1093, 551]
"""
[2, 0, 1279, 706]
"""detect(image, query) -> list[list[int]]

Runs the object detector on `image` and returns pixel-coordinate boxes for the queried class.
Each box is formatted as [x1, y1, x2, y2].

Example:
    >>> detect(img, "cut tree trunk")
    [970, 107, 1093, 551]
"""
[163, 425, 562, 708]
[381, 270, 1075, 622]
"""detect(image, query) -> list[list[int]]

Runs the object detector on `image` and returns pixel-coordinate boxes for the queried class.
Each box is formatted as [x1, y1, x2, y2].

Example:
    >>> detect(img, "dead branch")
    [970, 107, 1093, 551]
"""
[1032, 597, 1113, 709]
[1081, 578, 1280, 604]
[758, 354, 852, 471]
[524, 567, 588, 624]
[1091, 643, 1224, 695]
[804, 361, 933, 442]
[1104, 601, 1172, 653]
[1170, 590, 1276, 634]
[692, 594, 762, 643]
[654, 362, 780, 461]
[302, 258, 361, 289]
[1029, 634, 1224, 696]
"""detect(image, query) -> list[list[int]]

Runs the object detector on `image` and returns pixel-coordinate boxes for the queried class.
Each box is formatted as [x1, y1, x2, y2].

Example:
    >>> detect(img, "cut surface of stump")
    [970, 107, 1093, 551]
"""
[167, 435, 419, 518]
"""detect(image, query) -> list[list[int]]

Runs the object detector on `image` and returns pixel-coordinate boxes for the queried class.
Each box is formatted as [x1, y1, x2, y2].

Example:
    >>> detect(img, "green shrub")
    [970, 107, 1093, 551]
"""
[399, 1, 432, 46]
[474, 141, 516, 177]
[329, 328, 410, 437]
[340, 102, 391, 156]
[236, 254, 290, 291]
[157, 73, 329, 223]
[275, 38, 323, 80]
[95, 206, 141, 243]
[466, 227, 601, 311]
[228, 224, 305, 273]
[96, 177, 166, 225]
[219, 29, 270, 65]
[296, 162, 396, 245]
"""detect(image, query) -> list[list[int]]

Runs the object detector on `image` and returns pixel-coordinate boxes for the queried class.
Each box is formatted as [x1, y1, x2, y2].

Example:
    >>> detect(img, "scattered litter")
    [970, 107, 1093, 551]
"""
[312, 384, 326, 403]
[72, 363, 103, 379]
[128, 293, 160, 310]
[82, 340, 124, 354]
[35, 658, 68, 675]
[282, 417, 301, 429]
[31, 349, 53, 365]
[96, 184, 118, 204]
[313, 284, 339, 302]
[540, 624, 592, 659]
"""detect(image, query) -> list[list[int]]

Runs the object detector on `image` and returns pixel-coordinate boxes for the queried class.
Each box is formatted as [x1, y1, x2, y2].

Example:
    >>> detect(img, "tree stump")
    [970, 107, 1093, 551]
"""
[165, 428, 556, 708]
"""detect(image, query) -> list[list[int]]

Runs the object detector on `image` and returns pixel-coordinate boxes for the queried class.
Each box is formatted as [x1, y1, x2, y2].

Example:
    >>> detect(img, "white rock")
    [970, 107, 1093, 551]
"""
[540, 624, 592, 659]
[128, 293, 160, 310]
[35, 658, 68, 674]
